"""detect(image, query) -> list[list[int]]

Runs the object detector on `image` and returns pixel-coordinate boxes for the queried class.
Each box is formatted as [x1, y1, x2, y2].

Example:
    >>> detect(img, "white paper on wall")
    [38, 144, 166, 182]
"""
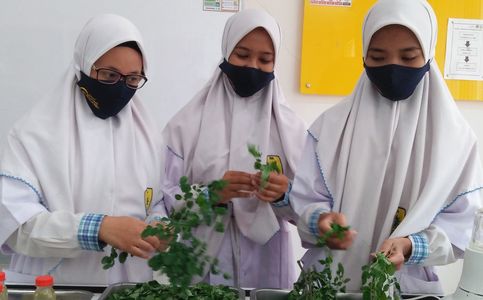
[444, 18, 483, 81]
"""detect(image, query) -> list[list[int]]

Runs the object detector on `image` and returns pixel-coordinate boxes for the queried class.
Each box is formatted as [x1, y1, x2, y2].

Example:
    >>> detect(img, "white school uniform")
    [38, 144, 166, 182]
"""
[162, 9, 306, 289]
[290, 0, 483, 294]
[0, 14, 166, 284]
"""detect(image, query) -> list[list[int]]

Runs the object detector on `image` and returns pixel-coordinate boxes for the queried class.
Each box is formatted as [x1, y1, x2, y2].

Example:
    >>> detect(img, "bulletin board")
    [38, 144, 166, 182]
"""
[299, 0, 483, 101]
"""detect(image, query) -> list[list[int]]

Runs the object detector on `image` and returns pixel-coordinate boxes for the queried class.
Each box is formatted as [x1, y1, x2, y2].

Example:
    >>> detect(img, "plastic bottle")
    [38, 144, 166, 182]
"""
[0, 271, 7, 300]
[0, 285, 6, 300]
[33, 275, 56, 300]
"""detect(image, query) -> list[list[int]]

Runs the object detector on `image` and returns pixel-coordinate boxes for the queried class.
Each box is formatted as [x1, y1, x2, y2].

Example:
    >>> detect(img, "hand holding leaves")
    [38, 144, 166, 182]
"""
[317, 212, 356, 249]
[251, 171, 289, 202]
[218, 170, 255, 203]
[361, 252, 401, 300]
[98, 216, 159, 262]
[248, 144, 280, 189]
[378, 237, 412, 270]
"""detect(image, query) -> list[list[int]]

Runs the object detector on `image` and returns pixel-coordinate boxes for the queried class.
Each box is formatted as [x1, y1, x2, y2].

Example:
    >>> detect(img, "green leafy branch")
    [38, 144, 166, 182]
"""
[361, 252, 401, 300]
[247, 144, 280, 189]
[289, 257, 349, 300]
[106, 280, 239, 300]
[288, 223, 350, 299]
[102, 176, 231, 296]
[142, 176, 230, 291]
[101, 247, 129, 270]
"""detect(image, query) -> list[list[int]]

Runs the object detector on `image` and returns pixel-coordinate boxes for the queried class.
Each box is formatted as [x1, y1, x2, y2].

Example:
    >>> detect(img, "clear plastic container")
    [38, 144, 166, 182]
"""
[33, 275, 56, 300]
[0, 271, 7, 300]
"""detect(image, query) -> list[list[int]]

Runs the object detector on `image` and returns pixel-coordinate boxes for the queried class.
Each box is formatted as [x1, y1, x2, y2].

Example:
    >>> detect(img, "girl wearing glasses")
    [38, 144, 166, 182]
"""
[0, 14, 167, 284]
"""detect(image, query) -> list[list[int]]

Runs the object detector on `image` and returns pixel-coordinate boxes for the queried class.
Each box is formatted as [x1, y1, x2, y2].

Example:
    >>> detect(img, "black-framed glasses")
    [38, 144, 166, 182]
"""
[92, 65, 148, 89]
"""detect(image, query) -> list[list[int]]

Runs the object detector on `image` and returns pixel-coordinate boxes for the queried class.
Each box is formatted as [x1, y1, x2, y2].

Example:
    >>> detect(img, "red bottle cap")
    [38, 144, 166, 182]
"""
[0, 271, 4, 281]
[35, 275, 54, 287]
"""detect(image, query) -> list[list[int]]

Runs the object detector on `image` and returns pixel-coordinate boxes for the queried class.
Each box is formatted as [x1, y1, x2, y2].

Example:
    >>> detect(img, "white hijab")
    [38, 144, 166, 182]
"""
[163, 9, 306, 245]
[310, 0, 482, 290]
[0, 14, 163, 242]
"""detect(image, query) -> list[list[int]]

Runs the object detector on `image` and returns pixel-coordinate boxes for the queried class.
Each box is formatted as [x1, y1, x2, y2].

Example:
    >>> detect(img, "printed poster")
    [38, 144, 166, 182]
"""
[310, 0, 352, 7]
[444, 18, 483, 81]
[203, 0, 240, 12]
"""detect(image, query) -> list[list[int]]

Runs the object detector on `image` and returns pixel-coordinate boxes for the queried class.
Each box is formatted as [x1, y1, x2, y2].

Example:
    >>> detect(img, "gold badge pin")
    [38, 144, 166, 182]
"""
[391, 207, 407, 233]
[266, 155, 283, 174]
[144, 188, 153, 213]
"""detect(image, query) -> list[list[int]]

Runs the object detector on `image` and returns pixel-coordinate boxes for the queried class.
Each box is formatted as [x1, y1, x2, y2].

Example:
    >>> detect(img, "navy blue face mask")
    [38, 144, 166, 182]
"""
[77, 71, 136, 119]
[219, 59, 275, 97]
[364, 61, 430, 101]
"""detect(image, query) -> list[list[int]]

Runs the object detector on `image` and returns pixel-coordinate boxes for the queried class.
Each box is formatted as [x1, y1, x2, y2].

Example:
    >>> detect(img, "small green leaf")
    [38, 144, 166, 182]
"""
[214, 206, 227, 215]
[247, 144, 261, 159]
[101, 256, 111, 265]
[110, 247, 118, 258]
[119, 251, 128, 263]
[214, 222, 224, 232]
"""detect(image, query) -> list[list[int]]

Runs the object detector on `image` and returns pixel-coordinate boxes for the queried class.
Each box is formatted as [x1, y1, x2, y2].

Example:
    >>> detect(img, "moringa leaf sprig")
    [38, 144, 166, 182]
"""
[288, 223, 351, 299]
[102, 176, 230, 294]
[247, 144, 280, 189]
[142, 176, 230, 290]
[361, 252, 401, 300]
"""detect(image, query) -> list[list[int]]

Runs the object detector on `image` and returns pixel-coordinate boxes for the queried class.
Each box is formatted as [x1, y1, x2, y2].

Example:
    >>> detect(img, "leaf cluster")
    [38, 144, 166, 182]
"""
[288, 223, 350, 300]
[101, 247, 129, 270]
[288, 257, 349, 300]
[106, 280, 239, 300]
[143, 176, 229, 290]
[102, 176, 230, 297]
[361, 252, 401, 300]
[247, 144, 280, 189]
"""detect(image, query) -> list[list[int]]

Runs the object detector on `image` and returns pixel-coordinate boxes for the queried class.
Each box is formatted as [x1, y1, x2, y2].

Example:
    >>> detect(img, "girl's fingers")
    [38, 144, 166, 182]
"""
[144, 236, 161, 250]
[228, 183, 255, 192]
[227, 191, 253, 199]
[136, 239, 155, 254]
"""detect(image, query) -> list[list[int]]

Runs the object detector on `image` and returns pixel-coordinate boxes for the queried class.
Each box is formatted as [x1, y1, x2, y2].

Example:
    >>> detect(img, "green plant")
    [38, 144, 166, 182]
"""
[106, 280, 239, 300]
[288, 223, 350, 300]
[288, 257, 349, 300]
[143, 176, 229, 289]
[102, 176, 236, 299]
[247, 144, 280, 189]
[361, 252, 401, 300]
